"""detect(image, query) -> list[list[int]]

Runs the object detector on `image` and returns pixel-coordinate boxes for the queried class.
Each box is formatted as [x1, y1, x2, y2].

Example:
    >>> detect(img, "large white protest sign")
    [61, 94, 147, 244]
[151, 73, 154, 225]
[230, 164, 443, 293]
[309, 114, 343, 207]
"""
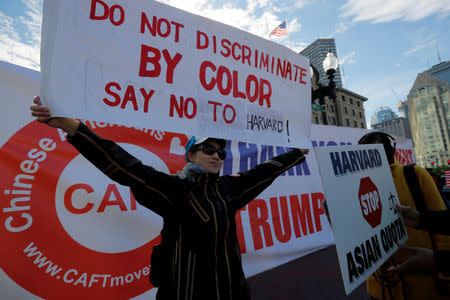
[314, 144, 408, 295]
[40, 0, 311, 148]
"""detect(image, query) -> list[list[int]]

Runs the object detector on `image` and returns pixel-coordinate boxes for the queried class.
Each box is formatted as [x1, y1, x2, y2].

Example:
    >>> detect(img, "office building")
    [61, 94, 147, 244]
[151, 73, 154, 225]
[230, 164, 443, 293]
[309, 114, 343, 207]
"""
[300, 38, 343, 88]
[311, 86, 367, 128]
[407, 69, 450, 167]
[308, 56, 367, 128]
[397, 100, 409, 119]
[370, 106, 397, 126]
[372, 116, 412, 139]
[426, 61, 450, 85]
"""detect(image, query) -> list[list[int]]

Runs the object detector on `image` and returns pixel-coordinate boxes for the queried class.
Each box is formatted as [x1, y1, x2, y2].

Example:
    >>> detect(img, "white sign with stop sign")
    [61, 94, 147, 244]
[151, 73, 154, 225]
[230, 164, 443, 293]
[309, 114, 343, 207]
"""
[314, 144, 407, 295]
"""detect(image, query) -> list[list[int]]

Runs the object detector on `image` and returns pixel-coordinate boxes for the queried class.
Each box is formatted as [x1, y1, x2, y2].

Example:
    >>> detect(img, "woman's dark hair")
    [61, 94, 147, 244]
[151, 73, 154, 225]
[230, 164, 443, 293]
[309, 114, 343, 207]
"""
[358, 131, 396, 161]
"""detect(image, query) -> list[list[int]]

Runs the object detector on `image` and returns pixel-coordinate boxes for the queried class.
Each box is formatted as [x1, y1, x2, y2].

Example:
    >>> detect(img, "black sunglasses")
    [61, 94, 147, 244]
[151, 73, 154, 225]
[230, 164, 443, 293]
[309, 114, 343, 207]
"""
[195, 144, 226, 160]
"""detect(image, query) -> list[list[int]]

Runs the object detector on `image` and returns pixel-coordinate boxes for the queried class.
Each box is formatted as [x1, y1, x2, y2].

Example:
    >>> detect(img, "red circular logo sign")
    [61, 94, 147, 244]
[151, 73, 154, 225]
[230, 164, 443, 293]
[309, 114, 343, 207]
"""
[0, 121, 187, 299]
[358, 176, 382, 229]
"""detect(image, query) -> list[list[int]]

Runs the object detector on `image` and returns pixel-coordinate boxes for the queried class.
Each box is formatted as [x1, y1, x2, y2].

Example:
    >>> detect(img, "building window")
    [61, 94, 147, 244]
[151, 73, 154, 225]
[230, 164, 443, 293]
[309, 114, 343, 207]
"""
[352, 109, 355, 116]
[357, 101, 360, 107]
[342, 95, 346, 102]
[346, 119, 349, 126]
[361, 122, 364, 128]
[344, 107, 348, 114]
[333, 117, 336, 125]
[331, 106, 334, 112]
[354, 120, 357, 127]
[359, 111, 362, 118]
[350, 98, 353, 104]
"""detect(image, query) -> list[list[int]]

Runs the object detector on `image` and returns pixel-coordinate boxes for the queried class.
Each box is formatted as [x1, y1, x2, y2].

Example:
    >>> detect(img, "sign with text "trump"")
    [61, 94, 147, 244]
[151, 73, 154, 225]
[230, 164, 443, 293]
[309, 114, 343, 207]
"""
[314, 144, 407, 295]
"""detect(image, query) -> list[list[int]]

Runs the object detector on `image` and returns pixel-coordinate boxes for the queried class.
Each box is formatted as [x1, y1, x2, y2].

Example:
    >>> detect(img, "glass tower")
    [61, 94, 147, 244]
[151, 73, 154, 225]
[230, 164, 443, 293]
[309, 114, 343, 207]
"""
[299, 38, 343, 88]
[426, 61, 450, 85]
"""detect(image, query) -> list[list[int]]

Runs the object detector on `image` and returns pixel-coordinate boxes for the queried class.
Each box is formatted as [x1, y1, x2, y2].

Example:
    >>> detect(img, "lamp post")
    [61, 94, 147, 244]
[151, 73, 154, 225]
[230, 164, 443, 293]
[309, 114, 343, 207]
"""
[311, 52, 339, 125]
[322, 52, 338, 101]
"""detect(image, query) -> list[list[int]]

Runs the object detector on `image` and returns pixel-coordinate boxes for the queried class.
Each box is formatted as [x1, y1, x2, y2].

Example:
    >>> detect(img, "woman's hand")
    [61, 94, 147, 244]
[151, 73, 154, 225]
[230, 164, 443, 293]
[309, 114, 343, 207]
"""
[388, 244, 435, 273]
[396, 204, 421, 228]
[30, 96, 80, 136]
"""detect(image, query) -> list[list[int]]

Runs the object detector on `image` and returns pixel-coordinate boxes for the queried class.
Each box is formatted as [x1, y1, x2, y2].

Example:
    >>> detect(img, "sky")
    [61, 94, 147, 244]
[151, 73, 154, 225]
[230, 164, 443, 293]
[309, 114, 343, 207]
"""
[1, 0, 449, 127]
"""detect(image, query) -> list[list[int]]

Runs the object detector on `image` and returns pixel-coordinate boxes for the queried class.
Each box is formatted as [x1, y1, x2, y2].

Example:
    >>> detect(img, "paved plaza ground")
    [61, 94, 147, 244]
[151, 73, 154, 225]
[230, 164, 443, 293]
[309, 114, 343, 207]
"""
[248, 245, 371, 300]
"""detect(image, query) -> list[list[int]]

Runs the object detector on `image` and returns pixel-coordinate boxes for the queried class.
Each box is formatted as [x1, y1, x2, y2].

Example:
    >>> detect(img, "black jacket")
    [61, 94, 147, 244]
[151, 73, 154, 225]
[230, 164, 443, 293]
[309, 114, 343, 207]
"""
[420, 209, 450, 272]
[68, 122, 306, 300]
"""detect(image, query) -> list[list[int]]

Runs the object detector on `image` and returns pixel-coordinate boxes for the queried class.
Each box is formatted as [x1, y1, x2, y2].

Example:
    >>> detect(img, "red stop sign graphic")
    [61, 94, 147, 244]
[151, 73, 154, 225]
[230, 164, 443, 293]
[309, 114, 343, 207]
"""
[358, 177, 382, 228]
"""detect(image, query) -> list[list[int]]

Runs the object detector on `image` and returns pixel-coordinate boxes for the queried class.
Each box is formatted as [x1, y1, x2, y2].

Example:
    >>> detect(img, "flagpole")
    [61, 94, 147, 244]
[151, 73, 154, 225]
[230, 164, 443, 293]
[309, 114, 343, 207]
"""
[286, 19, 292, 50]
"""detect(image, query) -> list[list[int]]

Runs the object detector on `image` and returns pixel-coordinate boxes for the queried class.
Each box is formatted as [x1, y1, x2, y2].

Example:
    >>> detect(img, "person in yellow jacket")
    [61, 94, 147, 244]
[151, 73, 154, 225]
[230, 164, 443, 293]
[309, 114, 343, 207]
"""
[359, 131, 450, 300]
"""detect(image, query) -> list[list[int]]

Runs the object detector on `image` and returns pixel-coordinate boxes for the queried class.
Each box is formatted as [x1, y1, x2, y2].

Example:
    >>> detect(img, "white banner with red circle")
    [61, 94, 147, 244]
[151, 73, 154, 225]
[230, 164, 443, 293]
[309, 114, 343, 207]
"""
[314, 144, 409, 295]
[40, 0, 311, 149]
[0, 60, 415, 299]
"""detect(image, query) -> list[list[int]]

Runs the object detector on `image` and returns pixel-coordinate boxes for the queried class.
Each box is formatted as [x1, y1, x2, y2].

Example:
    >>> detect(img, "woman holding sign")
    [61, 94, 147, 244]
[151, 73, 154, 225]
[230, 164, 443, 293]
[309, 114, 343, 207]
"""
[30, 96, 308, 300]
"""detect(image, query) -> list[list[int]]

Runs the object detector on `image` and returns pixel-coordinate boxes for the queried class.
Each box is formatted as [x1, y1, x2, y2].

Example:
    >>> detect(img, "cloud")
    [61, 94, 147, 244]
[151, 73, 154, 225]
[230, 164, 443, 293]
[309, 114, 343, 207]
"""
[339, 51, 356, 65]
[332, 51, 355, 87]
[290, 41, 309, 53]
[331, 21, 356, 35]
[158, 0, 302, 37]
[340, 0, 450, 23]
[156, 1, 307, 56]
[392, 33, 437, 67]
[404, 39, 436, 56]
[295, 0, 310, 9]
[0, 0, 43, 70]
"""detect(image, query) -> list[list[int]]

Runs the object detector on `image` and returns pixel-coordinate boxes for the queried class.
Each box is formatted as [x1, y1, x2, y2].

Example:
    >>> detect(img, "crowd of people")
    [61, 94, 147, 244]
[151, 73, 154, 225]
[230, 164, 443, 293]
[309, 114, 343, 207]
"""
[30, 97, 450, 300]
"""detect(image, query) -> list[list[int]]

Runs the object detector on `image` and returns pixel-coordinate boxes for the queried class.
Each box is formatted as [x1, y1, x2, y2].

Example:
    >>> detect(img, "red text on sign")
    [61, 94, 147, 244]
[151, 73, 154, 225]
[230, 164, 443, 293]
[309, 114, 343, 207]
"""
[103, 82, 155, 113]
[395, 149, 414, 165]
[197, 31, 252, 66]
[208, 101, 236, 124]
[199, 61, 272, 108]
[140, 13, 184, 43]
[89, 0, 125, 26]
[169, 94, 197, 119]
[139, 45, 182, 84]
[196, 31, 308, 85]
[235, 192, 325, 252]
[64, 183, 137, 214]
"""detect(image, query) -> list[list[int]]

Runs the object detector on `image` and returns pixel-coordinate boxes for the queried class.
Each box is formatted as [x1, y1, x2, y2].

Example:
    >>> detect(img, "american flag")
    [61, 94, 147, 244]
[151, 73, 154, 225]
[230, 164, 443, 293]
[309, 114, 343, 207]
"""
[445, 169, 450, 187]
[269, 21, 288, 37]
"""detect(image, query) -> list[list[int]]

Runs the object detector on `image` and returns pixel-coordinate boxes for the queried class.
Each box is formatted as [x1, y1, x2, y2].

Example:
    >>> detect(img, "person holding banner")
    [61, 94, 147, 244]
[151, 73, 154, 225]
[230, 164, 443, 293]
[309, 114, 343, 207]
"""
[358, 131, 450, 300]
[30, 96, 308, 300]
[388, 205, 450, 273]
[396, 204, 450, 235]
